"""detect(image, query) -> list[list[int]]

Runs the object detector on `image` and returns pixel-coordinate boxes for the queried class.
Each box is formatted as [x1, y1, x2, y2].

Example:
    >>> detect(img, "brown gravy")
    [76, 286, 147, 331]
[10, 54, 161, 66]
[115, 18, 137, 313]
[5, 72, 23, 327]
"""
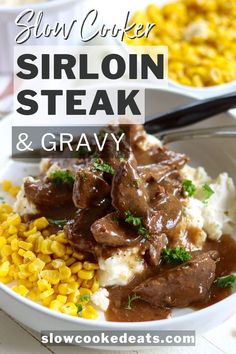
[106, 234, 236, 322]
[106, 268, 170, 322]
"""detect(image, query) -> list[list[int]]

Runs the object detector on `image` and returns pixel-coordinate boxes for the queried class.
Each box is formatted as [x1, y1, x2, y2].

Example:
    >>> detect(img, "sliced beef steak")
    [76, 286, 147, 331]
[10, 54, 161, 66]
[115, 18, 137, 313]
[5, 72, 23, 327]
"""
[133, 251, 219, 308]
[73, 169, 111, 209]
[91, 212, 142, 247]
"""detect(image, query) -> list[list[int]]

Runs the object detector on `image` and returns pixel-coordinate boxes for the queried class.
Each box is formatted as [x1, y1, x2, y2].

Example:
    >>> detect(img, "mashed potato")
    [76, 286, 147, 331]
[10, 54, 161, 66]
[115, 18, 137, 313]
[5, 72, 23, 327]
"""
[91, 288, 110, 312]
[181, 166, 236, 240]
[14, 177, 39, 216]
[98, 247, 145, 287]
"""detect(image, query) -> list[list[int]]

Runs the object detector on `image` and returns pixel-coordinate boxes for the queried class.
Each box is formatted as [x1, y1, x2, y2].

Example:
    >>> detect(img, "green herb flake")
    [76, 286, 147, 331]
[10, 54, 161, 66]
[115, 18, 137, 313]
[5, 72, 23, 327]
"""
[124, 211, 150, 239]
[49, 170, 75, 186]
[162, 247, 192, 265]
[214, 274, 236, 288]
[76, 304, 83, 315]
[80, 294, 91, 302]
[125, 211, 142, 227]
[201, 183, 214, 201]
[124, 293, 141, 310]
[48, 219, 68, 228]
[182, 179, 196, 197]
[0, 196, 5, 203]
[93, 159, 115, 175]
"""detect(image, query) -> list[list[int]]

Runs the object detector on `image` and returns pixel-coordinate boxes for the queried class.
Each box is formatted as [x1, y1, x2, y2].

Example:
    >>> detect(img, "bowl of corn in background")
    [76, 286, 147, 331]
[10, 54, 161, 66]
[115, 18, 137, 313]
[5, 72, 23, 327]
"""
[111, 0, 236, 98]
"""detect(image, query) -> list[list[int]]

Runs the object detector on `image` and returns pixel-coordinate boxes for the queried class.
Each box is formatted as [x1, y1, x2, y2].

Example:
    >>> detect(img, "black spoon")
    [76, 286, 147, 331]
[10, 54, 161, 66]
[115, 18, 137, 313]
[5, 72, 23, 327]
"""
[144, 91, 236, 134]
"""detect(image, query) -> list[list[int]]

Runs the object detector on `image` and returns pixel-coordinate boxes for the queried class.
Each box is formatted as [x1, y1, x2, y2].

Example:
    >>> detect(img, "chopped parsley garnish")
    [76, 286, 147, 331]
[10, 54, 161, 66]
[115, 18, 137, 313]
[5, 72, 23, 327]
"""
[201, 183, 214, 201]
[162, 247, 192, 265]
[80, 294, 91, 302]
[0, 196, 5, 203]
[125, 211, 142, 227]
[76, 304, 83, 315]
[48, 219, 68, 228]
[214, 274, 236, 288]
[93, 159, 115, 175]
[49, 170, 75, 186]
[124, 211, 149, 238]
[182, 179, 196, 197]
[124, 293, 141, 310]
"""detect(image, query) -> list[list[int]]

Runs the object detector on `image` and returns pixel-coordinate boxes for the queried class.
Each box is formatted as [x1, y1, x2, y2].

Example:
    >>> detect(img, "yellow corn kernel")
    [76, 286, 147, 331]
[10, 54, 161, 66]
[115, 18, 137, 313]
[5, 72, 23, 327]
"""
[51, 259, 65, 269]
[56, 295, 67, 304]
[33, 235, 44, 253]
[65, 257, 76, 267]
[37, 279, 51, 291]
[18, 223, 27, 233]
[78, 269, 94, 280]
[23, 226, 37, 237]
[28, 289, 41, 301]
[18, 279, 34, 289]
[81, 305, 98, 320]
[73, 251, 85, 260]
[2, 180, 12, 192]
[51, 241, 66, 257]
[0, 236, 7, 247]
[28, 258, 45, 273]
[40, 239, 53, 255]
[1, 245, 12, 257]
[27, 232, 41, 244]
[0, 261, 10, 277]
[33, 217, 49, 230]
[7, 234, 17, 244]
[0, 275, 13, 284]
[59, 266, 71, 280]
[81, 279, 93, 289]
[67, 290, 80, 303]
[8, 186, 20, 198]
[18, 240, 32, 251]
[7, 214, 21, 226]
[0, 203, 12, 214]
[18, 248, 26, 257]
[91, 278, 99, 293]
[66, 247, 73, 255]
[70, 262, 82, 273]
[42, 294, 56, 307]
[28, 274, 38, 282]
[12, 284, 29, 297]
[8, 224, 18, 235]
[40, 270, 60, 285]
[38, 253, 51, 264]
[66, 275, 78, 283]
[11, 252, 23, 265]
[10, 239, 18, 251]
[50, 299, 62, 312]
[40, 288, 54, 300]
[23, 250, 36, 261]
[53, 232, 67, 244]
[58, 283, 73, 295]
[61, 302, 78, 316]
[83, 262, 99, 271]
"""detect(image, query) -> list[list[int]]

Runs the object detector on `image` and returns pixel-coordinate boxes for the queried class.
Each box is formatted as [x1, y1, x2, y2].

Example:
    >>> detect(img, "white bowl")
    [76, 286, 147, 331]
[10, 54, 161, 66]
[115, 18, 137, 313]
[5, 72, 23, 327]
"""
[105, 0, 236, 99]
[0, 86, 236, 337]
[0, 0, 91, 73]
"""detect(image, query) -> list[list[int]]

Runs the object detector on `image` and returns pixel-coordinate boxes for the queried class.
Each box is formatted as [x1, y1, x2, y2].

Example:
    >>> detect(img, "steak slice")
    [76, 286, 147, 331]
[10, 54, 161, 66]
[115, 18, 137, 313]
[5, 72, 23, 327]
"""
[133, 251, 219, 308]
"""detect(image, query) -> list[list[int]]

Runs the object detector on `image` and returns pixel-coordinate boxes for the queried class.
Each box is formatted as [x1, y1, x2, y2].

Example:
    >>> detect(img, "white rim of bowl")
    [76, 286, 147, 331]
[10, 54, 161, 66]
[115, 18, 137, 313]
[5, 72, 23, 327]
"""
[0, 281, 236, 329]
